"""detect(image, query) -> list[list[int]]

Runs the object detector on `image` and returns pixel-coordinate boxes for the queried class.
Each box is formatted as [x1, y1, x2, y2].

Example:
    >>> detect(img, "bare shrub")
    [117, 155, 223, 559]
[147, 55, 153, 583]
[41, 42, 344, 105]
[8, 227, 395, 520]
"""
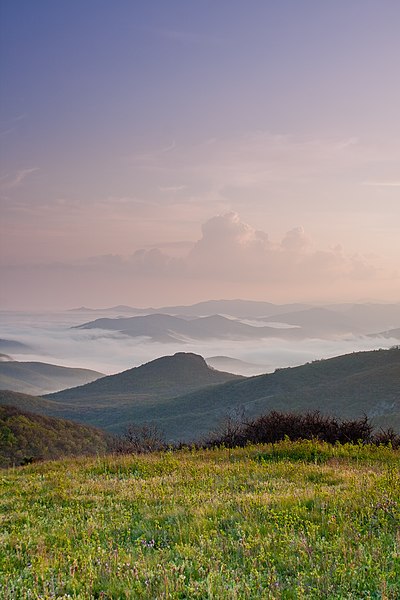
[116, 423, 166, 454]
[373, 428, 400, 449]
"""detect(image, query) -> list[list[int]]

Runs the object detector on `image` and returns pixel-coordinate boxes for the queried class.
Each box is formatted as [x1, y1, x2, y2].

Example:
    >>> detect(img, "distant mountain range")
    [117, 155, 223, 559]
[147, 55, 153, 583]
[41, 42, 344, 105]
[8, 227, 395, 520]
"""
[1, 348, 399, 442]
[70, 299, 311, 318]
[72, 301, 400, 340]
[0, 360, 104, 395]
[70, 299, 400, 327]
[74, 313, 296, 342]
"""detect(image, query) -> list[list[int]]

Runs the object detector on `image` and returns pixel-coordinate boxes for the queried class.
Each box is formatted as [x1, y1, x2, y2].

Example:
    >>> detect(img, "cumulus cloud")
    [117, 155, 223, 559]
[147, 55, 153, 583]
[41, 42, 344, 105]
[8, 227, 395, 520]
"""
[182, 212, 376, 283]
[11, 212, 377, 284]
[0, 211, 387, 309]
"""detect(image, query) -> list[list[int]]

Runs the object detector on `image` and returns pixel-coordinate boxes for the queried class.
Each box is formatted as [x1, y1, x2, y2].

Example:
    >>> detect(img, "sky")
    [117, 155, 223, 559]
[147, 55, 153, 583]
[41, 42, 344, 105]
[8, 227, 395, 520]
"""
[1, 0, 399, 309]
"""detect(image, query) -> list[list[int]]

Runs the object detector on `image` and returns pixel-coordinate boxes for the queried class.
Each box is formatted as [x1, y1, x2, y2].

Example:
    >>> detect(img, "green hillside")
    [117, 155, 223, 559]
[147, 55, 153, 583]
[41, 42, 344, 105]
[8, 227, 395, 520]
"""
[46, 352, 241, 401]
[154, 347, 400, 440]
[2, 349, 399, 442]
[0, 360, 103, 395]
[1, 442, 399, 598]
[0, 405, 113, 467]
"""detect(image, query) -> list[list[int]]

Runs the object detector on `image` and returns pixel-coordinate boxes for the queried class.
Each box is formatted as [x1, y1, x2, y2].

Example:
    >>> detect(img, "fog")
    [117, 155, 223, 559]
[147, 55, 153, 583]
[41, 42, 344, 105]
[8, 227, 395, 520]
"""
[1, 310, 396, 378]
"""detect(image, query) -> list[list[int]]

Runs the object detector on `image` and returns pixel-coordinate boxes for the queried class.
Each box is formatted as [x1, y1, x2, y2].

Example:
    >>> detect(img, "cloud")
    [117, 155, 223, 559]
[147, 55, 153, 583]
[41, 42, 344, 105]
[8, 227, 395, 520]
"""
[0, 167, 39, 190]
[1, 310, 396, 376]
[1, 211, 391, 309]
[184, 212, 376, 283]
[0, 113, 27, 137]
[362, 181, 400, 187]
[2, 212, 378, 285]
[158, 185, 187, 193]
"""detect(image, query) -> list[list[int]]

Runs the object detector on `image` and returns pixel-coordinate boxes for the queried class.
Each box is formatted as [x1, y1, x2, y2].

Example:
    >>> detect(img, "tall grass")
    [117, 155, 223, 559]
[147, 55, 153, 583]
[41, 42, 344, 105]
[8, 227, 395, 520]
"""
[1, 441, 399, 599]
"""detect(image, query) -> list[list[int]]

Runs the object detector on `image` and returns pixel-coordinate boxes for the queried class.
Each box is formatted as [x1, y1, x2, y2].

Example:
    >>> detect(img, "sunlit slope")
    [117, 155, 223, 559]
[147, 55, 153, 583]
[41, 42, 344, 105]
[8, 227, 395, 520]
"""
[1, 443, 399, 598]
[0, 405, 112, 467]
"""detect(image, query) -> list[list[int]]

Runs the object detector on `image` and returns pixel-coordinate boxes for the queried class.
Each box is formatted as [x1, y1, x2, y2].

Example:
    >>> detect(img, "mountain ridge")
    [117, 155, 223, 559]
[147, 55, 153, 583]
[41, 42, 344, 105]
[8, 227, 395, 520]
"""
[0, 360, 104, 395]
[46, 352, 242, 401]
[0, 349, 397, 442]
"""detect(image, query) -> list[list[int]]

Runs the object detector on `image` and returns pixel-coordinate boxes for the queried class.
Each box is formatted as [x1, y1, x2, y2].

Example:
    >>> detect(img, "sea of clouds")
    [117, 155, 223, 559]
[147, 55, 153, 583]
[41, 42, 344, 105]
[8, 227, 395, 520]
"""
[1, 310, 396, 377]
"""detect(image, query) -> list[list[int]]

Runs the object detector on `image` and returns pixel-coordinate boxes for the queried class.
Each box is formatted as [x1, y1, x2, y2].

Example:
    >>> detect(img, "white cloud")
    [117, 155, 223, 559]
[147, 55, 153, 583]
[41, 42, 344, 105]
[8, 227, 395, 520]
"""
[184, 212, 376, 283]
[362, 181, 400, 187]
[2, 212, 378, 285]
[0, 167, 39, 190]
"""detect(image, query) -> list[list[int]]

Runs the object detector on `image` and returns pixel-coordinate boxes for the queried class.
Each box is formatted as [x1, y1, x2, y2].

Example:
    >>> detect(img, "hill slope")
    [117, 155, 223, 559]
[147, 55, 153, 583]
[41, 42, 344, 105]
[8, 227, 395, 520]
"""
[1, 349, 396, 442]
[1, 443, 399, 598]
[46, 352, 241, 402]
[158, 347, 400, 440]
[0, 349, 400, 441]
[0, 405, 113, 467]
[0, 360, 104, 395]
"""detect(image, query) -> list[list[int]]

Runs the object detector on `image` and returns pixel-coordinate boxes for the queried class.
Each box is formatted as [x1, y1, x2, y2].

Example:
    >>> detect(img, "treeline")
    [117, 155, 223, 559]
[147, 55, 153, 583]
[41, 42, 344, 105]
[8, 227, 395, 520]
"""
[115, 411, 400, 454]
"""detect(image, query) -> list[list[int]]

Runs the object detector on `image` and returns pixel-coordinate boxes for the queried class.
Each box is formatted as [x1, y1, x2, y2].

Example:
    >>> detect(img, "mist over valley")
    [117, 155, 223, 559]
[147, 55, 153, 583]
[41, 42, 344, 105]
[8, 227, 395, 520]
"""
[1, 300, 399, 378]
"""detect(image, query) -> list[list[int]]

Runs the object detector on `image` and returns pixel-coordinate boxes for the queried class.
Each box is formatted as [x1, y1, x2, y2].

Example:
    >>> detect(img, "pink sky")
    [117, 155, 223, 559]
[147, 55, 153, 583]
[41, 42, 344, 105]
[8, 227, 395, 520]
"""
[1, 2, 399, 309]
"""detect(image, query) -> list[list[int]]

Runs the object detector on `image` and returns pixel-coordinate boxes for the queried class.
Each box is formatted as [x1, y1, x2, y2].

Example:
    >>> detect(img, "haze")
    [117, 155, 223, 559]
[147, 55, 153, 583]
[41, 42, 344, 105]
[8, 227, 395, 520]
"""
[1, 1, 399, 309]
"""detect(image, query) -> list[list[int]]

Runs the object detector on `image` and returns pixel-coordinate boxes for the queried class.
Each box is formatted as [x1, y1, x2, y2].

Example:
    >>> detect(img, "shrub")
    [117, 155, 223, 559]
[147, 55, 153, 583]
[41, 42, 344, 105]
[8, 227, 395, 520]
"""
[116, 423, 166, 454]
[206, 410, 376, 448]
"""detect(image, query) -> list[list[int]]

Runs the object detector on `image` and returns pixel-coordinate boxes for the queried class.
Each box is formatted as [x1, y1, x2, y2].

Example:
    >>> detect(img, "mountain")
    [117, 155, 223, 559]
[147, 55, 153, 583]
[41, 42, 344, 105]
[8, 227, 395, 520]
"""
[0, 360, 104, 395]
[2, 349, 397, 443]
[46, 352, 241, 402]
[0, 404, 113, 468]
[0, 389, 68, 414]
[70, 305, 143, 315]
[69, 299, 310, 318]
[68, 300, 400, 333]
[157, 299, 311, 318]
[157, 347, 400, 441]
[261, 307, 361, 337]
[74, 313, 295, 342]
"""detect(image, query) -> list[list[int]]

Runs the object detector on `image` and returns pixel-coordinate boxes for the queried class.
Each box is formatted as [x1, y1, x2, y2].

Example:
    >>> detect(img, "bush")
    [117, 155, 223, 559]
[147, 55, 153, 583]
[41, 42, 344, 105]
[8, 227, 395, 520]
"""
[206, 410, 377, 448]
[373, 427, 400, 449]
[116, 423, 166, 454]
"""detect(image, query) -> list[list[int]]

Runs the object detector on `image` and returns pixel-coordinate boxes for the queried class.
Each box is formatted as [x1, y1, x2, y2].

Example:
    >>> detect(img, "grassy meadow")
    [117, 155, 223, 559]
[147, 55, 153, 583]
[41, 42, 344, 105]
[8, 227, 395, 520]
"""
[1, 441, 399, 599]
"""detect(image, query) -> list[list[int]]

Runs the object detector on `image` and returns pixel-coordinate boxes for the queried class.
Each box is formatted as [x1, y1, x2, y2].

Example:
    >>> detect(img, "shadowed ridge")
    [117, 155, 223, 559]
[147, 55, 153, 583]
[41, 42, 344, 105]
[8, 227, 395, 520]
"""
[0, 360, 104, 395]
[45, 352, 242, 401]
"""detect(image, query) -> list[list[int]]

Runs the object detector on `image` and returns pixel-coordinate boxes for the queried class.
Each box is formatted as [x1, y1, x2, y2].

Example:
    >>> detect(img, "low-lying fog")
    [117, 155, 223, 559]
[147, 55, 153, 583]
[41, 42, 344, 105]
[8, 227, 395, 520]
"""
[1, 310, 397, 377]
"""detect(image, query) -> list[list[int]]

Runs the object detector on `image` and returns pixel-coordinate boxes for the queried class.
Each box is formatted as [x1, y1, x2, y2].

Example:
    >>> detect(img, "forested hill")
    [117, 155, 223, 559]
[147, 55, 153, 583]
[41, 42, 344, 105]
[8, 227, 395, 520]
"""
[0, 405, 113, 468]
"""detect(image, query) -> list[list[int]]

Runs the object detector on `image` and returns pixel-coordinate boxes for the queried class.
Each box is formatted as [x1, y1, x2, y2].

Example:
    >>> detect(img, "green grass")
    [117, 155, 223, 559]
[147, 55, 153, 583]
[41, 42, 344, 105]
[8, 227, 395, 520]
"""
[1, 441, 399, 599]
